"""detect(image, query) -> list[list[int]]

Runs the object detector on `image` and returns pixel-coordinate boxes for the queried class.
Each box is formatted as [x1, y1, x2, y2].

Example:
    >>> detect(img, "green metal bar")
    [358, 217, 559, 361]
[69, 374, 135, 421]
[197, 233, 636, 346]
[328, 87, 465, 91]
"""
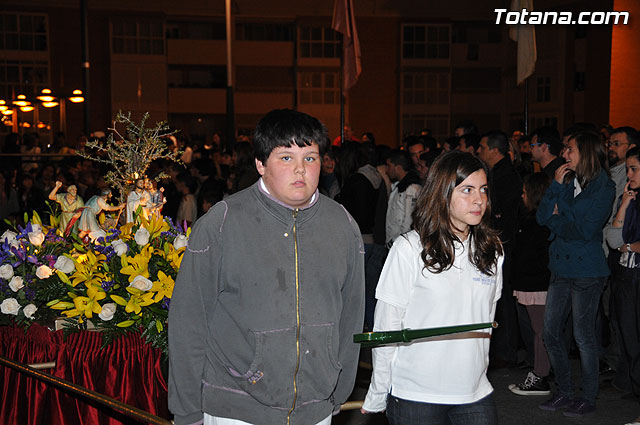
[354, 322, 498, 348]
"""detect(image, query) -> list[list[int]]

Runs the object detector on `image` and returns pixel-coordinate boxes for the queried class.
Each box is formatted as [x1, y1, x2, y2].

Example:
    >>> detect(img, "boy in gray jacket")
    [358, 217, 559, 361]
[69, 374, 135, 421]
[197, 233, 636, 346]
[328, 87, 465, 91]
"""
[168, 109, 365, 425]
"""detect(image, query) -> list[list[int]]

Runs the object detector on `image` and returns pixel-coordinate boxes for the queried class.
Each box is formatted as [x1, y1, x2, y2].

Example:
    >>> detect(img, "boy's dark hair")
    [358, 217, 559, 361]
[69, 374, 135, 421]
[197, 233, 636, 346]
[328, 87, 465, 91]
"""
[483, 130, 509, 156]
[523, 172, 551, 211]
[388, 149, 412, 171]
[253, 109, 328, 163]
[531, 126, 562, 156]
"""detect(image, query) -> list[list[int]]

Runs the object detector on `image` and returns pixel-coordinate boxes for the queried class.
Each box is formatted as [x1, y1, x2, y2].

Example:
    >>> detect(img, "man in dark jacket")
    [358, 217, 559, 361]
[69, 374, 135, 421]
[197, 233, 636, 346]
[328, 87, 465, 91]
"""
[478, 130, 523, 368]
[168, 109, 365, 425]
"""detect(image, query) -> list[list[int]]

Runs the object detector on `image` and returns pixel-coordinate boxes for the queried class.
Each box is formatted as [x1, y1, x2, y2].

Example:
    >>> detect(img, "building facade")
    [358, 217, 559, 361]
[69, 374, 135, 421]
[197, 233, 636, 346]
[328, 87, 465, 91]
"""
[0, 0, 613, 148]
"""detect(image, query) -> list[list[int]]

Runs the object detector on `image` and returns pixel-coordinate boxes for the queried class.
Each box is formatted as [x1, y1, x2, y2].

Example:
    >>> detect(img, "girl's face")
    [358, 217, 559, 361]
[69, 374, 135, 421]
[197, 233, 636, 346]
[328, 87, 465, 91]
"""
[449, 169, 488, 239]
[562, 137, 580, 171]
[626, 156, 640, 190]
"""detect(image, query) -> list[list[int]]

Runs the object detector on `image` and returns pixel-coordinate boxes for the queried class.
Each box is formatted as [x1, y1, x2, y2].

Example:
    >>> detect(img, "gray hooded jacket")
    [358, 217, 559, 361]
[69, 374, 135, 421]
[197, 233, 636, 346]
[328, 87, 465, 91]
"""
[168, 181, 365, 425]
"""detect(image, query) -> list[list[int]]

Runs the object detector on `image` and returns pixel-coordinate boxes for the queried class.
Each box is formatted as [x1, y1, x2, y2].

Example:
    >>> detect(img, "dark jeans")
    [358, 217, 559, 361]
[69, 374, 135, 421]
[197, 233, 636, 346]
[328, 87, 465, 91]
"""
[490, 246, 518, 364]
[611, 265, 640, 396]
[386, 394, 497, 425]
[543, 273, 606, 404]
[364, 243, 387, 331]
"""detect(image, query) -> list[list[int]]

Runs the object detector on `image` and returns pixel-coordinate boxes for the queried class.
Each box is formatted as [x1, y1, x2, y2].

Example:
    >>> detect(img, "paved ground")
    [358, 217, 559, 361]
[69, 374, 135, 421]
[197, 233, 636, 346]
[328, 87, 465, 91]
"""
[335, 349, 640, 425]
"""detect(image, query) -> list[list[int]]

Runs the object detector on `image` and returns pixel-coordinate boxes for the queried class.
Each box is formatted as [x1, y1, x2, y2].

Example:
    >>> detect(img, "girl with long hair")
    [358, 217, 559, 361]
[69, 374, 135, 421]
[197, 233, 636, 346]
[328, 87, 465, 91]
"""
[361, 151, 504, 424]
[606, 146, 640, 425]
[537, 131, 615, 416]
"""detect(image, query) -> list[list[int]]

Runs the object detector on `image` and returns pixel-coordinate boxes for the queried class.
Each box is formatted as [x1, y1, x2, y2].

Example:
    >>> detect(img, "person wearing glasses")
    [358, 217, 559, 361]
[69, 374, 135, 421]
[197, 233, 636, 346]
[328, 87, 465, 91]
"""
[530, 126, 564, 179]
[536, 131, 615, 417]
[607, 127, 639, 201]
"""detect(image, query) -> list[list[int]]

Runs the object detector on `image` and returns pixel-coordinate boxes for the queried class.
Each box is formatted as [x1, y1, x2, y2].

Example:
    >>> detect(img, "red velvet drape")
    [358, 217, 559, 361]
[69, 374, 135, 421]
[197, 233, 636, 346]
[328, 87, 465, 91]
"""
[0, 324, 170, 425]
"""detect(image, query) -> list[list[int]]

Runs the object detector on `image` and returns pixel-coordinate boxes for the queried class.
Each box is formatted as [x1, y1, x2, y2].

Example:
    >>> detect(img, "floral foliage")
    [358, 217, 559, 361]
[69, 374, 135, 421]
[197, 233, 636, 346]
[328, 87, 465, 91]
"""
[0, 212, 188, 354]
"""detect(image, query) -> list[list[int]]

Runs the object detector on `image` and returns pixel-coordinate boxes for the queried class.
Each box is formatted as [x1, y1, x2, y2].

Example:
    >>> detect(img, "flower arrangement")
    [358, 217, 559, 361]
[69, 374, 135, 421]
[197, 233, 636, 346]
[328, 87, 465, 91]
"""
[0, 212, 188, 354]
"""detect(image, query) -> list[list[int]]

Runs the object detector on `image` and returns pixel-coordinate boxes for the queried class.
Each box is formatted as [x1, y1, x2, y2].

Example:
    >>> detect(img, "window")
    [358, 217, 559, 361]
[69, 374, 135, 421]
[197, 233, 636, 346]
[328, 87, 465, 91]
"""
[0, 13, 48, 51]
[299, 26, 339, 58]
[536, 77, 551, 102]
[402, 72, 449, 105]
[0, 60, 49, 100]
[402, 24, 449, 59]
[533, 116, 558, 129]
[298, 72, 339, 104]
[236, 23, 294, 41]
[402, 114, 449, 140]
[168, 65, 226, 88]
[166, 21, 225, 40]
[112, 18, 164, 55]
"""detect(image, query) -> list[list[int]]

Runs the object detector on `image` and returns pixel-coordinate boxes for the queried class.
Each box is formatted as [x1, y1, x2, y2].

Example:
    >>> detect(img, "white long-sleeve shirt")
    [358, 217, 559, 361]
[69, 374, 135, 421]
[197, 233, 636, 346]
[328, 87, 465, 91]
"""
[362, 231, 503, 411]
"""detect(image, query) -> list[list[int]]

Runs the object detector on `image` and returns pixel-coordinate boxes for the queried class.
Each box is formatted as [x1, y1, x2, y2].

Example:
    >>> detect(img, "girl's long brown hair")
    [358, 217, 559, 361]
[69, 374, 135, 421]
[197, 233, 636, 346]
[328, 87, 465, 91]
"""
[572, 131, 610, 189]
[412, 151, 503, 275]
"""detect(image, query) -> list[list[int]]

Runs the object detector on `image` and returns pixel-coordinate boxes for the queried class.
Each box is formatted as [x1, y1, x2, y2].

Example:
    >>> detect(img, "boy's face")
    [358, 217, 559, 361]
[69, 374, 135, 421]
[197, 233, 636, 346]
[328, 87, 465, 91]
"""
[256, 143, 321, 208]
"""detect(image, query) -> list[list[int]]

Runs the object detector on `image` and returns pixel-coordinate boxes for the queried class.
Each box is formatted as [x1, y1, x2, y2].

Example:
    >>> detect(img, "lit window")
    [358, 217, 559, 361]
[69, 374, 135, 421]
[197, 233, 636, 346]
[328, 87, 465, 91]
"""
[0, 60, 49, 101]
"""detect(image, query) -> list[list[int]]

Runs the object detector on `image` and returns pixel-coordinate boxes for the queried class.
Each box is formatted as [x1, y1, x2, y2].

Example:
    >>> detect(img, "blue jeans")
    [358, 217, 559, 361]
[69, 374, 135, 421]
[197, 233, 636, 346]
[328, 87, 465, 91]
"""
[543, 273, 606, 404]
[386, 394, 497, 425]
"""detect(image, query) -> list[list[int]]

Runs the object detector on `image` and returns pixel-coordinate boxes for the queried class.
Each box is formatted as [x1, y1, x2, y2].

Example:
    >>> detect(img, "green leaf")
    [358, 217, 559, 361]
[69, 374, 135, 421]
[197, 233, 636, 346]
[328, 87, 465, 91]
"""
[116, 320, 135, 328]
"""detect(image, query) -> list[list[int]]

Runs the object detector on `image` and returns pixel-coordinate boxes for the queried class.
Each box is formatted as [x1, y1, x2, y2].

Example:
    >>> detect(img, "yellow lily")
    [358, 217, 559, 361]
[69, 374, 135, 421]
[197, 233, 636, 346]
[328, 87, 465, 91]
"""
[120, 245, 153, 282]
[141, 213, 170, 240]
[70, 250, 106, 287]
[124, 287, 155, 315]
[61, 286, 106, 320]
[161, 243, 184, 269]
[151, 270, 175, 302]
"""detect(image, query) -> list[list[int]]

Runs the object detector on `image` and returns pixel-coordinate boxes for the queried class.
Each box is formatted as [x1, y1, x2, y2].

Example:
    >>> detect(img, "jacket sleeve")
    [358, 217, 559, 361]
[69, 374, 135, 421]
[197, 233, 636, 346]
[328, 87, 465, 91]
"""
[536, 180, 564, 227]
[332, 217, 365, 410]
[401, 184, 421, 234]
[168, 205, 225, 425]
[541, 180, 615, 241]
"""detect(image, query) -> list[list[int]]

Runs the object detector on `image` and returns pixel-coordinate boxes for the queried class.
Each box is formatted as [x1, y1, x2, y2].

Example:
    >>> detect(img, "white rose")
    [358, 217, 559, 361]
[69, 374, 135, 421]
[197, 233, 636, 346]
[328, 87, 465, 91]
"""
[129, 275, 153, 291]
[134, 228, 150, 246]
[98, 303, 117, 321]
[0, 264, 14, 280]
[1, 230, 17, 245]
[31, 224, 42, 233]
[8, 276, 24, 292]
[36, 265, 53, 279]
[111, 239, 128, 256]
[173, 234, 188, 250]
[28, 230, 45, 246]
[23, 303, 37, 319]
[54, 256, 75, 274]
[0, 298, 20, 315]
[89, 230, 107, 243]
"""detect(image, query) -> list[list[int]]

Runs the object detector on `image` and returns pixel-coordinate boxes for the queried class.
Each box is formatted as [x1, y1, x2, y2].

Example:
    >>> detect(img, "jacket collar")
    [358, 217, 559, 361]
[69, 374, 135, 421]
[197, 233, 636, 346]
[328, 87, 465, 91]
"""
[253, 179, 320, 224]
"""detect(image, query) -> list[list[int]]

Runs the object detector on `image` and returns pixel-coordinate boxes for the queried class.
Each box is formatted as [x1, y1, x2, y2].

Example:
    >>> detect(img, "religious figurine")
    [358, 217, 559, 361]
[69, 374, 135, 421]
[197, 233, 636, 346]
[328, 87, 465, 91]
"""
[78, 188, 125, 241]
[48, 180, 84, 236]
[126, 178, 151, 223]
[145, 178, 166, 218]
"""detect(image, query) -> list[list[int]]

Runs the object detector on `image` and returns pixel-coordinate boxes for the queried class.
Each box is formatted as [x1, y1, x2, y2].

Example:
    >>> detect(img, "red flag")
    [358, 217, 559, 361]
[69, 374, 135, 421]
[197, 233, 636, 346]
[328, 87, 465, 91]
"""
[332, 0, 362, 91]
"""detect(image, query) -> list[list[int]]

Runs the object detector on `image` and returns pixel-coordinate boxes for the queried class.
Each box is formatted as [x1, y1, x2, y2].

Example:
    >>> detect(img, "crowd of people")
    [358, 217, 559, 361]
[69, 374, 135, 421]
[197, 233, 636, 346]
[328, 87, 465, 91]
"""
[3, 114, 640, 424]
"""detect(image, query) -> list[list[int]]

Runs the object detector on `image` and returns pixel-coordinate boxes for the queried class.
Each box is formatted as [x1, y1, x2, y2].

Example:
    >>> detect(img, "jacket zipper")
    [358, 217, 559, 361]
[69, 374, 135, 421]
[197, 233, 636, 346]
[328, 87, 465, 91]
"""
[287, 209, 301, 425]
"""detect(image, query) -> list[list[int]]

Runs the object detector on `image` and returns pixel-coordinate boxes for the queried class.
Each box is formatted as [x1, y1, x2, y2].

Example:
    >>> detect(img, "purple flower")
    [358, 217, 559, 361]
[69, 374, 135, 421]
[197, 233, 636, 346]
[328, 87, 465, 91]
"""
[27, 255, 39, 264]
[101, 280, 115, 291]
[161, 297, 170, 310]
